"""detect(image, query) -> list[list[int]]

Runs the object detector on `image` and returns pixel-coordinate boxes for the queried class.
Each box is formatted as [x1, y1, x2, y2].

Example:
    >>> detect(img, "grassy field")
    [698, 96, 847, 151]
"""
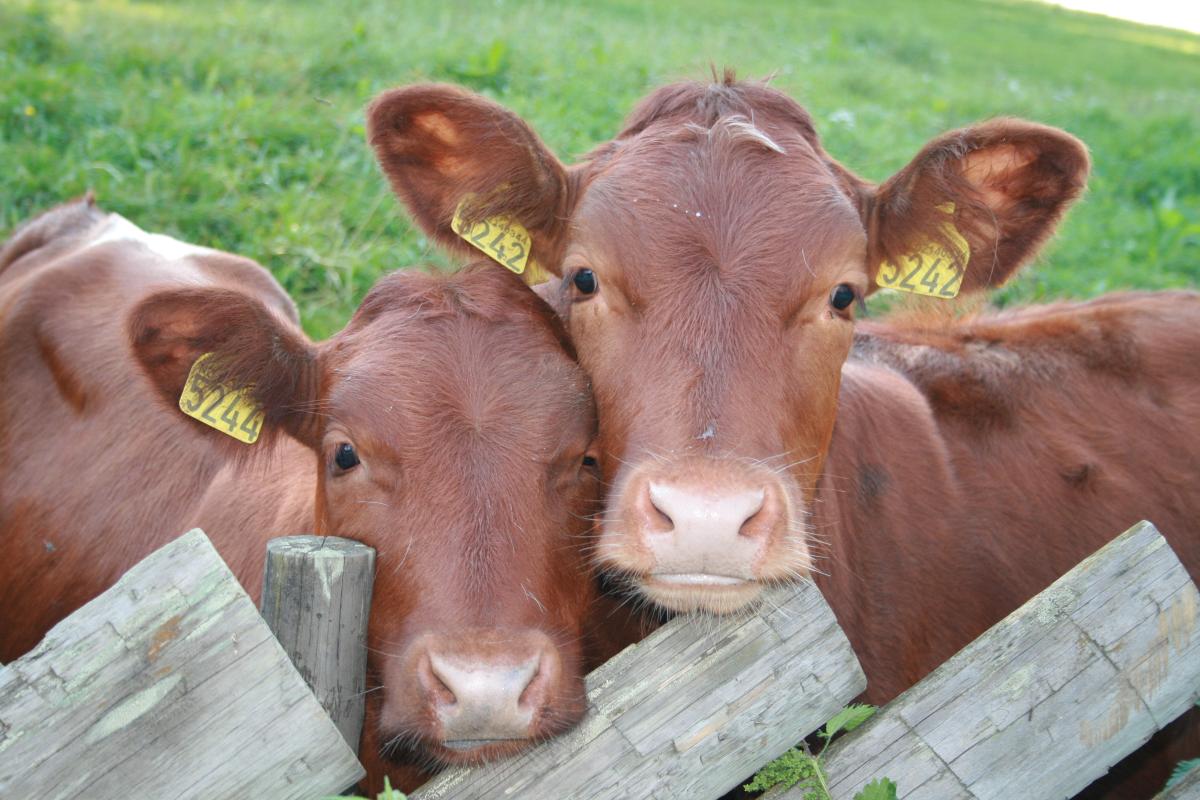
[2, 0, 1198, 338]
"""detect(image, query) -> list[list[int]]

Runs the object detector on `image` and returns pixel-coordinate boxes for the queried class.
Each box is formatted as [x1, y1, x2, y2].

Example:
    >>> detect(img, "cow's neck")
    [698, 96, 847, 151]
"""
[808, 336, 1018, 704]
[185, 434, 319, 598]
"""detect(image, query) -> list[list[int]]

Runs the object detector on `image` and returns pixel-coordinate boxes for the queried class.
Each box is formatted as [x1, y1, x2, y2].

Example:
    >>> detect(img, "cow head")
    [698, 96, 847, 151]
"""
[367, 75, 1089, 616]
[129, 265, 600, 767]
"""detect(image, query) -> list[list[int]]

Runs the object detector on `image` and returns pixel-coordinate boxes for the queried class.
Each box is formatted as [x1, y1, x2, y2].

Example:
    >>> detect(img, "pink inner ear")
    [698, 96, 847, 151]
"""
[163, 316, 206, 341]
[413, 112, 463, 146]
[961, 143, 1038, 210]
[168, 342, 196, 365]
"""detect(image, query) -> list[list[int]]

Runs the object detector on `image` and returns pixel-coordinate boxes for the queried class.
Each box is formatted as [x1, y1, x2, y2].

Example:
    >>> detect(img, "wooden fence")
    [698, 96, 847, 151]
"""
[419, 520, 1200, 799]
[768, 520, 1200, 799]
[261, 535, 376, 753]
[1, 521, 1196, 799]
[414, 574, 865, 800]
[0, 529, 363, 799]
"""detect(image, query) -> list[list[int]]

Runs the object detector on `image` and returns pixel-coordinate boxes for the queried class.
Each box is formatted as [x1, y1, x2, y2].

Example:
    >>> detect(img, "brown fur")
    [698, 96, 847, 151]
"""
[0, 200, 641, 792]
[369, 74, 1199, 797]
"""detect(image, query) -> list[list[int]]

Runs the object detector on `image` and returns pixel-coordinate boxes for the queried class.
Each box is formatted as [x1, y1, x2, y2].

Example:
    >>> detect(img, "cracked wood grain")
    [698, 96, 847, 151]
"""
[0, 528, 364, 799]
[261, 535, 375, 753]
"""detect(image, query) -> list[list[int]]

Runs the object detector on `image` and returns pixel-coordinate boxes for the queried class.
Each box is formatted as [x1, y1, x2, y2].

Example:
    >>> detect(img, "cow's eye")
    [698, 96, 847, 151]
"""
[334, 443, 360, 472]
[830, 284, 856, 312]
[572, 269, 598, 296]
[582, 454, 598, 469]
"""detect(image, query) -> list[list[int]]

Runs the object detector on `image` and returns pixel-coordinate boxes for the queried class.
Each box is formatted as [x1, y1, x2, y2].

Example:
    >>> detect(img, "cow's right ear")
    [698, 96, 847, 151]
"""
[861, 118, 1090, 294]
[129, 287, 321, 448]
[367, 84, 574, 275]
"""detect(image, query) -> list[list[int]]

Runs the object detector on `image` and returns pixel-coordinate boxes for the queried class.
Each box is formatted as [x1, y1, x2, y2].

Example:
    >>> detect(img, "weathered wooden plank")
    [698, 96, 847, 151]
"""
[0, 528, 364, 799]
[261, 535, 376, 752]
[1159, 763, 1200, 799]
[414, 580, 866, 800]
[769, 520, 1200, 800]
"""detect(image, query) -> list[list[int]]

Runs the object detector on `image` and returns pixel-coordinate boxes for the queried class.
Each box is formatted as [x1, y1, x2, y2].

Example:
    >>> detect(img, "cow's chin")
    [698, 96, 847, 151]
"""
[381, 700, 585, 769]
[639, 573, 765, 615]
[426, 736, 540, 766]
[377, 730, 542, 769]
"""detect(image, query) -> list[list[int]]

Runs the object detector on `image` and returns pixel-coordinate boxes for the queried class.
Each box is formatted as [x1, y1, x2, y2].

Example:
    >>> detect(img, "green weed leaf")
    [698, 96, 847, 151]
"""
[854, 777, 898, 800]
[743, 747, 820, 793]
[1167, 758, 1200, 790]
[821, 703, 877, 740]
[322, 776, 407, 800]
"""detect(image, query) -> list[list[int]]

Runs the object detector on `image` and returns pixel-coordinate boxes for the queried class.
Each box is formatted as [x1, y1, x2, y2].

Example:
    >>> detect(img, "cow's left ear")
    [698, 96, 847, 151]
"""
[863, 119, 1090, 294]
[128, 287, 322, 448]
[367, 84, 574, 275]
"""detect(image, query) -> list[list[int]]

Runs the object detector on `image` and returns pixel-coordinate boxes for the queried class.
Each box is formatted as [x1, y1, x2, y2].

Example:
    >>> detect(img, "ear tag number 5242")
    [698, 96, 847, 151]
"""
[451, 198, 539, 279]
[876, 203, 971, 299]
[451, 196, 554, 284]
[179, 353, 265, 444]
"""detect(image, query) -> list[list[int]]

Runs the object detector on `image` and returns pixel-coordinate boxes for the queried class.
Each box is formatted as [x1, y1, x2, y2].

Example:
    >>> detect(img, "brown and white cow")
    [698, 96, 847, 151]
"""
[0, 197, 638, 792]
[367, 75, 1200, 795]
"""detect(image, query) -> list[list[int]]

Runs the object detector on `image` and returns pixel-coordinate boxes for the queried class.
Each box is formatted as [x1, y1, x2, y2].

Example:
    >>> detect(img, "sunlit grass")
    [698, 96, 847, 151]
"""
[2, 0, 1197, 338]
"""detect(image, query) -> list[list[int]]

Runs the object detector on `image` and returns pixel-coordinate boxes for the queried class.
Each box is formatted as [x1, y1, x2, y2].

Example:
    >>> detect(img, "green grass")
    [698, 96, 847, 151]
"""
[2, 0, 1197, 338]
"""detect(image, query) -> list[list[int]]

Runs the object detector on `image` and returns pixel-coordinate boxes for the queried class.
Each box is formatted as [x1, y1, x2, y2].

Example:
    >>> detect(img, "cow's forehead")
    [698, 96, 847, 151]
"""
[323, 317, 592, 453]
[571, 129, 867, 297]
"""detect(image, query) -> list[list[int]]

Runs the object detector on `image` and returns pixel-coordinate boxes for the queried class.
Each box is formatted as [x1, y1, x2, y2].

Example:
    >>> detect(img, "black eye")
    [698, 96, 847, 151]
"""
[334, 443, 360, 471]
[572, 269, 598, 295]
[582, 455, 598, 468]
[830, 284, 856, 312]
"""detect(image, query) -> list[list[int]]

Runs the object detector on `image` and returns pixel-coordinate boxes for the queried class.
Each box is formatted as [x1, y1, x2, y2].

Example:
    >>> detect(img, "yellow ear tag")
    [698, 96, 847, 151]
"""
[522, 257, 552, 286]
[876, 203, 970, 298]
[178, 353, 265, 444]
[451, 199, 534, 278]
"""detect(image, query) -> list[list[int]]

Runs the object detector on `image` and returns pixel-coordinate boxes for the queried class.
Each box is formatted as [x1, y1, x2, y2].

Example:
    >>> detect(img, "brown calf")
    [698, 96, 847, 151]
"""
[367, 74, 1200, 795]
[0, 197, 625, 791]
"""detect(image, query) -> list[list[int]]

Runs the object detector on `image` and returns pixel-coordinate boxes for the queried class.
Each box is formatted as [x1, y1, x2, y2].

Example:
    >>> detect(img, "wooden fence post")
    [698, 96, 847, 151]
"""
[413, 579, 866, 800]
[0, 529, 363, 799]
[768, 520, 1200, 800]
[261, 535, 376, 753]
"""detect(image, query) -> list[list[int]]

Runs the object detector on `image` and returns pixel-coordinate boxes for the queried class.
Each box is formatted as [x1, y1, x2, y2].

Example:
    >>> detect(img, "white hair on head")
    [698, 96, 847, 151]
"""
[684, 114, 786, 155]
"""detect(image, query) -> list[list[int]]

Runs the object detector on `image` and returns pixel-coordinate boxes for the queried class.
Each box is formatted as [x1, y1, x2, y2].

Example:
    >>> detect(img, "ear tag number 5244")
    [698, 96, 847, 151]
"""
[179, 353, 264, 444]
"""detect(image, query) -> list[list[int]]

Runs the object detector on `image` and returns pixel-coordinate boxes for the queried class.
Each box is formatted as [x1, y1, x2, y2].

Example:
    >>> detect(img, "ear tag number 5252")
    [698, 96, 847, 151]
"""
[179, 353, 265, 444]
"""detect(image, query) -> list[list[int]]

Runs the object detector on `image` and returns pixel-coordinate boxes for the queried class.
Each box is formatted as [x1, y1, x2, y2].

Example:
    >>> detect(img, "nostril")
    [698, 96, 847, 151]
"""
[736, 489, 767, 538]
[421, 653, 458, 707]
[516, 651, 551, 711]
[645, 482, 676, 529]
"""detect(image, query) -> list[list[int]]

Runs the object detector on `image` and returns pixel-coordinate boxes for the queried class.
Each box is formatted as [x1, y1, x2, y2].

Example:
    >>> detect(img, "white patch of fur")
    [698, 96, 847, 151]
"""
[85, 213, 213, 261]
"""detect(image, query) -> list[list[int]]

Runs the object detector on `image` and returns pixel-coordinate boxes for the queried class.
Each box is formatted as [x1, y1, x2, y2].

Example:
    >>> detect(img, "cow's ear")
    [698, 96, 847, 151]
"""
[367, 84, 573, 275]
[864, 119, 1090, 294]
[129, 287, 322, 448]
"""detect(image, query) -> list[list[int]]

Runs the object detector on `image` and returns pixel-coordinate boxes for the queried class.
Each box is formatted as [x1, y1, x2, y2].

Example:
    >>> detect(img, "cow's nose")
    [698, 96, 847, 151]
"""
[597, 458, 809, 614]
[418, 641, 557, 744]
[648, 479, 768, 542]
[637, 480, 777, 577]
